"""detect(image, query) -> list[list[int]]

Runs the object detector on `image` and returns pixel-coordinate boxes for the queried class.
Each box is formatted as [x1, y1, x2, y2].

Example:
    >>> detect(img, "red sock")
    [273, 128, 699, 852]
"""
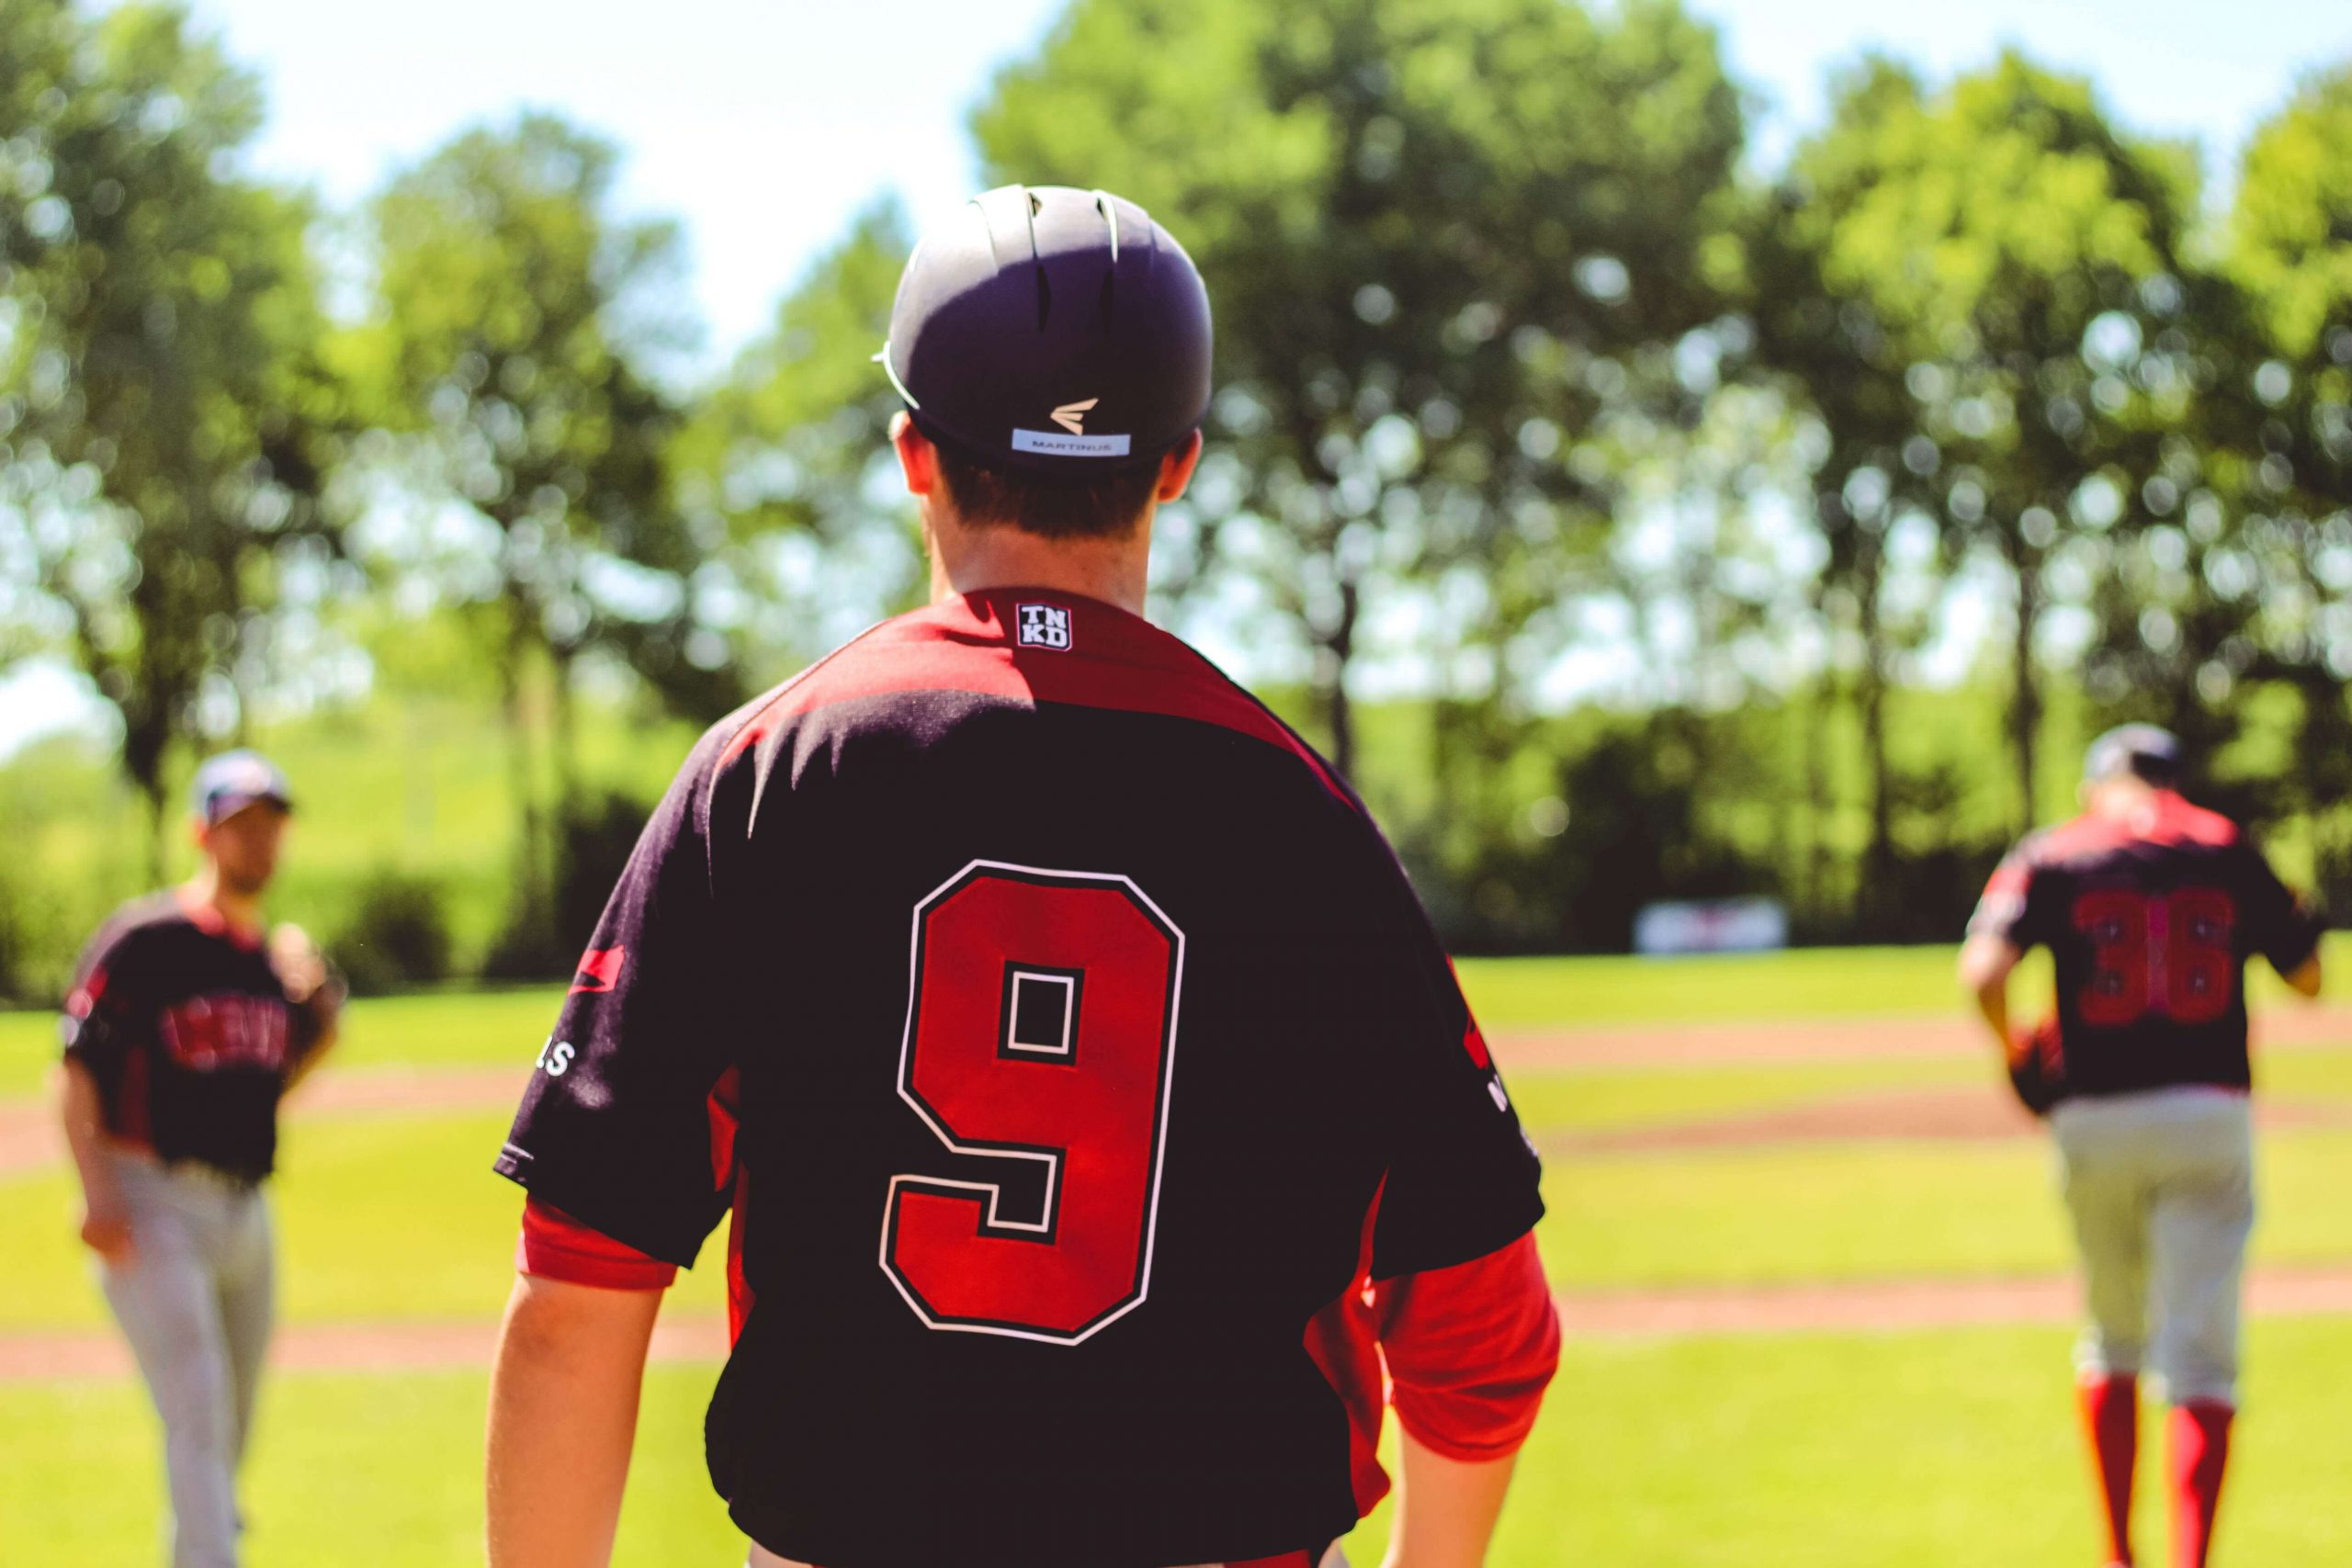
[2077, 1373, 2138, 1564]
[2168, 1401, 2234, 1568]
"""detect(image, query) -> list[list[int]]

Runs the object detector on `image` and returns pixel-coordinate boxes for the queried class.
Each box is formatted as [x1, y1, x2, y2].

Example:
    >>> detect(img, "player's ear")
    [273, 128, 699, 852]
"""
[891, 411, 940, 498]
[1155, 428, 1204, 503]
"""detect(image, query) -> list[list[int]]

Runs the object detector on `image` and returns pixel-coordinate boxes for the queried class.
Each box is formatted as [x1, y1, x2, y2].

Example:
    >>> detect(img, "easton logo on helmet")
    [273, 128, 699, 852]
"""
[1050, 398, 1099, 434]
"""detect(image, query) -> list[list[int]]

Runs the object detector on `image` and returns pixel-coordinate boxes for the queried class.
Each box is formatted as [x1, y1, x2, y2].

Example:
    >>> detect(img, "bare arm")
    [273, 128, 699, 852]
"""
[57, 1058, 132, 1262]
[1381, 1427, 1520, 1568]
[274, 923, 343, 1092]
[486, 1273, 663, 1568]
[1957, 932, 2025, 1050]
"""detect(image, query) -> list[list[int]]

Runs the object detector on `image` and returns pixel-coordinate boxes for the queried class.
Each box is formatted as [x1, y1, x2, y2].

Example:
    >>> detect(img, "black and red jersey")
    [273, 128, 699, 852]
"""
[61, 892, 322, 1182]
[495, 590, 1544, 1568]
[1969, 792, 2323, 1102]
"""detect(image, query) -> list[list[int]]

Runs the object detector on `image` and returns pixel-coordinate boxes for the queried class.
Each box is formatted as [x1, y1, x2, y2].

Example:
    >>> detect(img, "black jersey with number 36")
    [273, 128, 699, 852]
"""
[494, 590, 1544, 1568]
[1969, 792, 2322, 1101]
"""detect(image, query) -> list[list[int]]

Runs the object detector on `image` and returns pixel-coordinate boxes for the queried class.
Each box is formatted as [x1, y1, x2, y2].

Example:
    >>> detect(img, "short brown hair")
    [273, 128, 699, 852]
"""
[934, 442, 1170, 541]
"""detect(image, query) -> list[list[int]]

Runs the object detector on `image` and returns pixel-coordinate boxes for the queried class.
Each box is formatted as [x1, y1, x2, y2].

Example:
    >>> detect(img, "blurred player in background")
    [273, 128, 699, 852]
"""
[56, 750, 345, 1568]
[1960, 725, 2324, 1568]
[485, 186, 1559, 1568]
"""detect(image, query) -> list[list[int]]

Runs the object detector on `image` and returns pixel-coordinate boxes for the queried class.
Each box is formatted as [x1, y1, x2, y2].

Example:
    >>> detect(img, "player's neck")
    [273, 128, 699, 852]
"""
[2086, 780, 2170, 827]
[182, 867, 264, 940]
[925, 510, 1153, 617]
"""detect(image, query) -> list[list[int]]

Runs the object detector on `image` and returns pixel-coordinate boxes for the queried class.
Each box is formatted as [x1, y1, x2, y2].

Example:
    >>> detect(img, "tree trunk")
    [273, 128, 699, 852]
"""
[2007, 529, 2042, 835]
[1323, 568, 1361, 785]
[1800, 673, 1832, 933]
[142, 775, 169, 888]
[550, 644, 580, 830]
[1856, 540, 1895, 935]
[502, 607, 546, 937]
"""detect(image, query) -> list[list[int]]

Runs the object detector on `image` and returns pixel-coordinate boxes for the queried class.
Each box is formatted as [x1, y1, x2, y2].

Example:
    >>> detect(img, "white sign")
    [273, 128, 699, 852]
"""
[1634, 898, 1789, 956]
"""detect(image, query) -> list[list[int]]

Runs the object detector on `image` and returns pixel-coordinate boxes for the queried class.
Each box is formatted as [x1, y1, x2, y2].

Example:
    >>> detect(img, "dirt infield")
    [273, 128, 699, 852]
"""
[0, 1311, 734, 1382]
[0, 1064, 529, 1179]
[9, 1265, 2352, 1382]
[1547, 1264, 2352, 1337]
[1488, 1003, 2352, 1073]
[1543, 1082, 2352, 1156]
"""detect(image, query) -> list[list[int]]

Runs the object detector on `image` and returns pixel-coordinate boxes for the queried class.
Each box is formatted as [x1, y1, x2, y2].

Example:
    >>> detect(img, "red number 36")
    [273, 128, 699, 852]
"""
[2072, 887, 2237, 1028]
[881, 862, 1184, 1345]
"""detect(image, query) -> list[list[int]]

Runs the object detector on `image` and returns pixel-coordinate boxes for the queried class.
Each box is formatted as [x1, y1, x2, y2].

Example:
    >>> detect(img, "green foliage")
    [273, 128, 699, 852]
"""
[352, 111, 726, 960]
[972, 0, 1745, 778]
[8, 6, 2352, 959]
[0, 0, 341, 861]
[355, 109, 722, 720]
[672, 198, 924, 665]
[330, 867, 454, 995]
[2226, 68, 2352, 905]
[2235, 68, 2352, 360]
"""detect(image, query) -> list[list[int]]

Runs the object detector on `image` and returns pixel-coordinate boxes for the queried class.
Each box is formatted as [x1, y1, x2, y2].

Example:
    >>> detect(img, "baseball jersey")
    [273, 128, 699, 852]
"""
[495, 589, 1544, 1568]
[62, 892, 324, 1182]
[1969, 792, 2323, 1102]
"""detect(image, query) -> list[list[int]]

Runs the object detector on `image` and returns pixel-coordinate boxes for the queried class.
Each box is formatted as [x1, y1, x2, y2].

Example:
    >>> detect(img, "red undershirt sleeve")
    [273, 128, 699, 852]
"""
[1373, 1229, 1560, 1463]
[515, 1196, 680, 1292]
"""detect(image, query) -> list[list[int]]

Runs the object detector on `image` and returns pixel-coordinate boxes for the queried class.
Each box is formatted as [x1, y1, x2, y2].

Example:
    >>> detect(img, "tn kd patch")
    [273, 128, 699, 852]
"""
[1017, 602, 1073, 651]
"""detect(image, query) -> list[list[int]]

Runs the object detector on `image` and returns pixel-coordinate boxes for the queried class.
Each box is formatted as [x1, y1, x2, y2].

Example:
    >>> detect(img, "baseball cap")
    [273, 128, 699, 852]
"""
[876, 185, 1213, 475]
[2083, 724, 2183, 787]
[190, 750, 295, 826]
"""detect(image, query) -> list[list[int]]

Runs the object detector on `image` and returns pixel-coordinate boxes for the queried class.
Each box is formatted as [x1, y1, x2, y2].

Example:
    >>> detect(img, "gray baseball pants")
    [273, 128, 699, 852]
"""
[97, 1149, 275, 1568]
[2051, 1086, 2254, 1406]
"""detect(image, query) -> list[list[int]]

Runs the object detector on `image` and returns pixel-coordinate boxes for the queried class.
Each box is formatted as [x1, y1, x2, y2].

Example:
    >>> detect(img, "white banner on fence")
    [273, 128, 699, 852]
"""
[1633, 897, 1790, 956]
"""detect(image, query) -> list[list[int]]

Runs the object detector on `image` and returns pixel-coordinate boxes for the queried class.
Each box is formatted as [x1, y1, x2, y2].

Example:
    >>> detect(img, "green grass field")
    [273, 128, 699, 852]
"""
[4, 945, 2349, 1564]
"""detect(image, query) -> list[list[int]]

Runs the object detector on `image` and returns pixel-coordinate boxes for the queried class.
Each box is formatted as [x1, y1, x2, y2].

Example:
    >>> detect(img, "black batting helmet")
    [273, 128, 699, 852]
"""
[876, 186, 1212, 475]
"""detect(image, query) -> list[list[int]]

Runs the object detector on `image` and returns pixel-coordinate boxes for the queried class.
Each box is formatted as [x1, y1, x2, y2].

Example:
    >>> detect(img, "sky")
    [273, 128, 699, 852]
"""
[5, 0, 2351, 755]
[187, 0, 2352, 361]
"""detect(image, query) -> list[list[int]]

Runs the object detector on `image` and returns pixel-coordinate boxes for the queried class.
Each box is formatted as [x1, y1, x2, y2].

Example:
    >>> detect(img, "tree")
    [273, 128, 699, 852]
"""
[1746, 57, 1939, 928]
[971, 0, 1745, 784]
[354, 113, 714, 957]
[0, 0, 337, 868]
[671, 198, 923, 677]
[1805, 51, 2201, 832]
[2230, 62, 2352, 901]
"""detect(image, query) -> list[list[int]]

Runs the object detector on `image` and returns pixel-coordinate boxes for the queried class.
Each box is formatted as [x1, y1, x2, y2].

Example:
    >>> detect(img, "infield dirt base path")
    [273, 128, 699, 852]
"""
[0, 1063, 531, 1178]
[8, 1266, 2352, 1382]
[1492, 1002, 2352, 1072]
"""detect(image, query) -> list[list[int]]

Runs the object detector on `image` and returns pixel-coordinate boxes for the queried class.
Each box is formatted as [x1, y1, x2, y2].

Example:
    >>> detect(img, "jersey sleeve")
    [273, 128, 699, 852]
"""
[1373, 1230, 1561, 1462]
[59, 917, 148, 1094]
[1357, 840, 1546, 1282]
[515, 1197, 681, 1292]
[2238, 842, 2324, 978]
[1968, 843, 2052, 949]
[492, 723, 749, 1268]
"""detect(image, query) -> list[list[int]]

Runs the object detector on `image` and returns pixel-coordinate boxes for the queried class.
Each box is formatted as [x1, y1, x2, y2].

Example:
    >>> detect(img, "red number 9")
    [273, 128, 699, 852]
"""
[881, 862, 1184, 1345]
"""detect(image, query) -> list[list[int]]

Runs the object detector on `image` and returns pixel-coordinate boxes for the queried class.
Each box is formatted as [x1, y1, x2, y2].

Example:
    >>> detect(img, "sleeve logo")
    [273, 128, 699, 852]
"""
[1016, 603, 1074, 652]
[570, 945, 627, 995]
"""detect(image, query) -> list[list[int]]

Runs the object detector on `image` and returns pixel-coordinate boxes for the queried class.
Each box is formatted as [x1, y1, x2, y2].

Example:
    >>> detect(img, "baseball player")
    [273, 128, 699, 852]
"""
[1959, 724, 2324, 1568]
[56, 750, 344, 1568]
[485, 186, 1560, 1568]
